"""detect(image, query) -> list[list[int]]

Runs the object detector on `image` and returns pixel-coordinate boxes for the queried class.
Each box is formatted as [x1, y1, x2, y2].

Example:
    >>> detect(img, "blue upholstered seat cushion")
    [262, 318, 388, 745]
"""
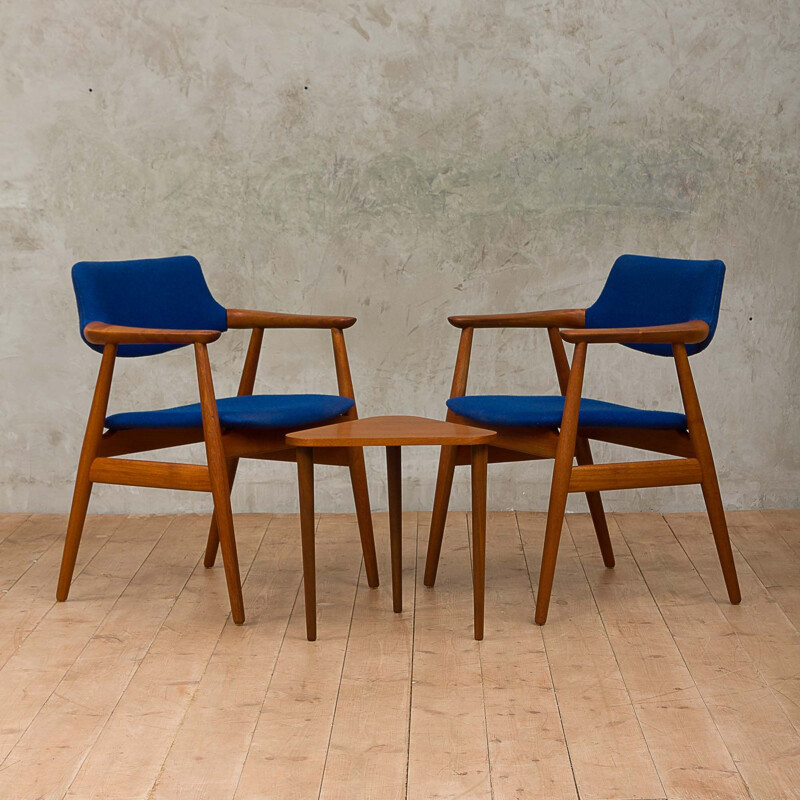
[447, 395, 687, 430]
[105, 394, 355, 430]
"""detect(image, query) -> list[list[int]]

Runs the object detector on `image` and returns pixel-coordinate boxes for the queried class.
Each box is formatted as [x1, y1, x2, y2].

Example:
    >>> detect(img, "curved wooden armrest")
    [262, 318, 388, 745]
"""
[448, 309, 586, 329]
[83, 322, 222, 345]
[561, 320, 709, 345]
[227, 309, 357, 330]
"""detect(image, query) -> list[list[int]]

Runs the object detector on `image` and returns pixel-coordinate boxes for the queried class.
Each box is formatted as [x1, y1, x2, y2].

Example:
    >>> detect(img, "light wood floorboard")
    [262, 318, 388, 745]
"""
[406, 511, 492, 800]
[618, 512, 800, 800]
[0, 511, 798, 799]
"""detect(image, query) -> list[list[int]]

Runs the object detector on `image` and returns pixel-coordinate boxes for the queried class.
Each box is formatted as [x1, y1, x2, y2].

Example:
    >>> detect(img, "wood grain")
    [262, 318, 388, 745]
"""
[669, 511, 800, 733]
[286, 415, 496, 448]
[0, 515, 210, 799]
[148, 515, 302, 800]
[407, 511, 492, 800]
[568, 512, 749, 800]
[0, 515, 173, 765]
[319, 513, 416, 800]
[233, 514, 364, 800]
[89, 457, 212, 492]
[723, 510, 800, 630]
[619, 512, 800, 800]
[0, 511, 797, 800]
[62, 515, 267, 800]
[0, 515, 125, 668]
[477, 511, 576, 800]
[518, 511, 664, 800]
[0, 513, 30, 545]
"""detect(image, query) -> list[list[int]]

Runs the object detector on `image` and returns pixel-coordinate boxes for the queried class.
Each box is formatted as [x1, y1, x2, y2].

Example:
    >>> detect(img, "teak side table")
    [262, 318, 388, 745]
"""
[286, 416, 497, 641]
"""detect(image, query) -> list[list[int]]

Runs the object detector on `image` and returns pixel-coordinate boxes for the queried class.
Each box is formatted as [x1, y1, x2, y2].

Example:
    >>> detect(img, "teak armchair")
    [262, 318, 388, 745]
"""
[425, 254, 741, 624]
[58, 255, 379, 624]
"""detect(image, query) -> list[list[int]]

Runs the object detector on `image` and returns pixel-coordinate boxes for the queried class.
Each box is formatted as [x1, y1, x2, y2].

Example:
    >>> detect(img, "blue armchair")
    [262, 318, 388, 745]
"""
[425, 254, 740, 625]
[58, 255, 379, 624]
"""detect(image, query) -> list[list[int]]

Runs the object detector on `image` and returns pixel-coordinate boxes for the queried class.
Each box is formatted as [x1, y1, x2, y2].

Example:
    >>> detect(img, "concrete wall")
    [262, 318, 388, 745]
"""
[2, 1, 798, 514]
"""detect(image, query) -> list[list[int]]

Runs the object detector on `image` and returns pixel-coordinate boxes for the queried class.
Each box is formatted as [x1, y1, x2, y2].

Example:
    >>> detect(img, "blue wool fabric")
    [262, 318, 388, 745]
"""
[447, 395, 687, 430]
[105, 394, 355, 431]
[72, 255, 228, 357]
[585, 254, 725, 356]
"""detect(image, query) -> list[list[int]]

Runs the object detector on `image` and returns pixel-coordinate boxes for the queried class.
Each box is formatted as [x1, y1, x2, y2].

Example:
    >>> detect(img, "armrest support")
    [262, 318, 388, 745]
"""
[83, 322, 222, 345]
[561, 320, 709, 345]
[448, 309, 586, 329]
[227, 309, 356, 330]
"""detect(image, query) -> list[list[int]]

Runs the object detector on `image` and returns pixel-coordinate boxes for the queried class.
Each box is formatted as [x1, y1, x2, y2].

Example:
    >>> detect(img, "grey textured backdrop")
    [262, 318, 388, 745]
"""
[1, 1, 798, 513]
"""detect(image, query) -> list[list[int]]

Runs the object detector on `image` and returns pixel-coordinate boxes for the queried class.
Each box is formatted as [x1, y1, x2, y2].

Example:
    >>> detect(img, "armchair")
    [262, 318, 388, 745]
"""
[425, 254, 740, 625]
[58, 255, 378, 625]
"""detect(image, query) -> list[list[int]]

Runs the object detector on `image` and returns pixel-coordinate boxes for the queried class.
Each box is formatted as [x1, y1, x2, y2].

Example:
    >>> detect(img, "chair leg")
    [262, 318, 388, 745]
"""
[204, 457, 239, 568]
[56, 468, 94, 601]
[195, 343, 245, 625]
[386, 446, 403, 613]
[700, 466, 741, 604]
[347, 447, 379, 588]
[297, 447, 317, 641]
[471, 444, 488, 640]
[673, 344, 740, 605]
[535, 452, 572, 625]
[536, 340, 587, 626]
[423, 444, 458, 587]
[57, 344, 116, 602]
[210, 476, 245, 625]
[574, 438, 615, 568]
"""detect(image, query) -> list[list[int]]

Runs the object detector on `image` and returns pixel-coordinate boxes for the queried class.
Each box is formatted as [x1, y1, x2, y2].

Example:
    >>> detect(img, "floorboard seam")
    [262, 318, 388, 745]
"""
[0, 513, 175, 774]
[515, 511, 581, 800]
[316, 549, 362, 800]
[230, 521, 304, 800]
[618, 514, 756, 800]
[565, 516, 667, 800]
[145, 515, 274, 800]
[404, 513, 419, 800]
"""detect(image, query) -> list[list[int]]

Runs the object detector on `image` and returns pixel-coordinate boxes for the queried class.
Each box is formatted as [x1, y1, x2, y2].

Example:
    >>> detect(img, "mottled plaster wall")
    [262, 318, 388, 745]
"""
[1, 1, 798, 513]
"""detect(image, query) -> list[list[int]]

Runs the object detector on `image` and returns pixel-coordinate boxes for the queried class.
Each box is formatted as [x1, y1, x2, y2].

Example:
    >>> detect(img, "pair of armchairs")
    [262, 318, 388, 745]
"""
[57, 254, 740, 627]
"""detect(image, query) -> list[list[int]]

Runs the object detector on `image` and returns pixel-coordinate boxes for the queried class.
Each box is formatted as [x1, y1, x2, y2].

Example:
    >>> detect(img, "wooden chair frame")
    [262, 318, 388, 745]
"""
[424, 309, 741, 624]
[57, 309, 379, 625]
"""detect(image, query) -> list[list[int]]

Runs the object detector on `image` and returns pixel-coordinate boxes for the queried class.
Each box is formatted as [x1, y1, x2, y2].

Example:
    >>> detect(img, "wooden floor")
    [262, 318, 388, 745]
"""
[1, 510, 799, 799]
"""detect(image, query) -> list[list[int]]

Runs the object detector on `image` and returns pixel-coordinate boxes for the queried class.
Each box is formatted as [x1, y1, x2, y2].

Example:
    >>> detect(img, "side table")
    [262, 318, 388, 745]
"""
[286, 416, 496, 641]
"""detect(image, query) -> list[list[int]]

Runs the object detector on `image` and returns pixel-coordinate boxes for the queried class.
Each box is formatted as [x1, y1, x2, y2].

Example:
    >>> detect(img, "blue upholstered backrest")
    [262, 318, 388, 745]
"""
[72, 256, 228, 357]
[585, 254, 725, 356]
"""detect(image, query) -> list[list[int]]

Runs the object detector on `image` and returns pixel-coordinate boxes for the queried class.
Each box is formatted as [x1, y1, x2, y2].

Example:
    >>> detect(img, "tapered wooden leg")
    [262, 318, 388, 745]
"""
[347, 446, 379, 588]
[386, 446, 403, 613]
[536, 341, 587, 625]
[700, 466, 741, 603]
[209, 477, 245, 625]
[57, 467, 95, 601]
[424, 444, 458, 586]
[546, 326, 614, 569]
[574, 438, 615, 568]
[204, 458, 239, 568]
[471, 444, 488, 640]
[674, 344, 740, 604]
[297, 447, 317, 641]
[195, 344, 245, 625]
[204, 325, 262, 568]
[58, 344, 117, 602]
[535, 456, 571, 625]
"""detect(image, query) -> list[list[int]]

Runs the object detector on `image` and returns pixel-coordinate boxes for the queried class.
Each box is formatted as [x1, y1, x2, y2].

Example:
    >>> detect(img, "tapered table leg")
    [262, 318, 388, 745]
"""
[386, 446, 403, 613]
[471, 444, 488, 640]
[296, 446, 316, 641]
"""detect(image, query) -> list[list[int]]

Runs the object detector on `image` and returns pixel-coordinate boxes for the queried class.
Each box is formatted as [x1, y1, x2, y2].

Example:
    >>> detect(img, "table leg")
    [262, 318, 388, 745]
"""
[386, 446, 403, 613]
[296, 446, 316, 641]
[471, 444, 488, 640]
